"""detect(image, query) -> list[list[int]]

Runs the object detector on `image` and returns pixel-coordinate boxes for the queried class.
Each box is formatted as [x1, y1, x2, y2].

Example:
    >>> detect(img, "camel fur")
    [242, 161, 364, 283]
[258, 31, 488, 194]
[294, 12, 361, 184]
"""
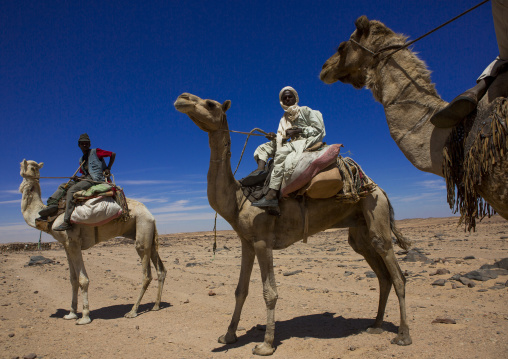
[320, 16, 508, 228]
[174, 92, 412, 355]
[19, 160, 167, 324]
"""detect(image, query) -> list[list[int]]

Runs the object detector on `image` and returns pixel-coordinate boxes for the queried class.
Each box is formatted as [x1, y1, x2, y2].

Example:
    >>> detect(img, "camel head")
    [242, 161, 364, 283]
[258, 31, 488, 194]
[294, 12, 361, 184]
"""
[174, 93, 231, 133]
[20, 159, 43, 180]
[320, 15, 402, 88]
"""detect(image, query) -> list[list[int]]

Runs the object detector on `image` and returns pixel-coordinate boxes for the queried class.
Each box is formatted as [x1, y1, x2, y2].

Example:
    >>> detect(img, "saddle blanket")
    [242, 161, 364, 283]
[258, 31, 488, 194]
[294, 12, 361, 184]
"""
[281, 143, 343, 198]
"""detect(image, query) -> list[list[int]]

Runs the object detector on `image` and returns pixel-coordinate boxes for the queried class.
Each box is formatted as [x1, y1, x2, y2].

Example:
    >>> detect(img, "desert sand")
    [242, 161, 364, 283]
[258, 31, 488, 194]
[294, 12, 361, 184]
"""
[1, 215, 507, 359]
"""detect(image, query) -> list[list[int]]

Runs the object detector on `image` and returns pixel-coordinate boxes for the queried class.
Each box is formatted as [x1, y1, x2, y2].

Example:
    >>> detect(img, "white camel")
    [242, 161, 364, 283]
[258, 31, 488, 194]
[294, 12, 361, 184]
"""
[19, 159, 166, 324]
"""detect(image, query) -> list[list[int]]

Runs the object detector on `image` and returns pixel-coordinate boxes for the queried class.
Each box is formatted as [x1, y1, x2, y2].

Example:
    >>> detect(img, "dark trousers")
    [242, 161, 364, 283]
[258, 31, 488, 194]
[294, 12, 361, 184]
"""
[47, 180, 93, 222]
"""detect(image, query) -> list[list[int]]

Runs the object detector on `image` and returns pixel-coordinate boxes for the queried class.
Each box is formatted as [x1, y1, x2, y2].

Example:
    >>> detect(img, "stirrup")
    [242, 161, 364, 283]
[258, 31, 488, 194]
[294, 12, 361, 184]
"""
[252, 196, 279, 208]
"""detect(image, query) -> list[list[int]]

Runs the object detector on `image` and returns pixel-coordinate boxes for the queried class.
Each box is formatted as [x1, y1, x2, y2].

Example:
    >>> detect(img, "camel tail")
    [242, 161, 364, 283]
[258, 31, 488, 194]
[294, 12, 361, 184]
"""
[381, 188, 412, 250]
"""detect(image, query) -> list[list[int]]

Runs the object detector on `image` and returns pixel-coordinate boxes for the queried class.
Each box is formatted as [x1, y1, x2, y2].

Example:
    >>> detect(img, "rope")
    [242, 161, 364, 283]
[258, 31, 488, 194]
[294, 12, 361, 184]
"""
[228, 129, 267, 137]
[352, 0, 490, 60]
[381, 0, 490, 60]
[38, 175, 115, 185]
[38, 176, 74, 179]
[229, 128, 272, 175]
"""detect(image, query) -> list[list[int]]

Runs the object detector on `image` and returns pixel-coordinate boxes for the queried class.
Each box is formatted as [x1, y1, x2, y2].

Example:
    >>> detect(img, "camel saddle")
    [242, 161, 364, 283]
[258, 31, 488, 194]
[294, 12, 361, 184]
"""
[35, 184, 130, 232]
[35, 199, 66, 233]
[242, 142, 343, 202]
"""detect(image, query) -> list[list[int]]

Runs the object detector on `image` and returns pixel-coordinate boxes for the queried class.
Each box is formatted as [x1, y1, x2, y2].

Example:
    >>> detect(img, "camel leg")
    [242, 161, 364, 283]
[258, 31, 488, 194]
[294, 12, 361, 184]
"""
[362, 191, 412, 345]
[252, 239, 277, 356]
[379, 249, 411, 345]
[150, 249, 166, 311]
[218, 239, 255, 345]
[125, 241, 152, 318]
[63, 248, 79, 321]
[67, 240, 91, 325]
[348, 228, 392, 333]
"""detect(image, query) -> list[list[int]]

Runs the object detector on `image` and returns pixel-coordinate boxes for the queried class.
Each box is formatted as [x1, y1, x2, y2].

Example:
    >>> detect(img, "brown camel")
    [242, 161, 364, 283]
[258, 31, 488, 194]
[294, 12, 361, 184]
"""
[174, 92, 412, 355]
[19, 160, 166, 324]
[320, 16, 508, 228]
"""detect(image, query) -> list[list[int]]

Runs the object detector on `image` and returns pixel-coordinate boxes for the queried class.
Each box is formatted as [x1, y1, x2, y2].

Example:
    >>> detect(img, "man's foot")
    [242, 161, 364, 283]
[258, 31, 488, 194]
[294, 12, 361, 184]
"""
[430, 93, 477, 128]
[39, 205, 58, 217]
[252, 196, 278, 208]
[53, 222, 73, 231]
[430, 78, 491, 128]
[239, 169, 268, 187]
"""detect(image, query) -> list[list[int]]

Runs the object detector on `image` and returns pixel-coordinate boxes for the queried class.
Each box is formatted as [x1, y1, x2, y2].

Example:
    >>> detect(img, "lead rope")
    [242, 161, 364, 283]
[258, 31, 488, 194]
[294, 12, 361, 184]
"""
[212, 128, 272, 257]
[351, 0, 490, 60]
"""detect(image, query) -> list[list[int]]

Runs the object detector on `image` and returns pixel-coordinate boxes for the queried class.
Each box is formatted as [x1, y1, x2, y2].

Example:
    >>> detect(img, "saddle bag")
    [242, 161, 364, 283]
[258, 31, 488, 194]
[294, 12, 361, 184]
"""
[297, 163, 343, 198]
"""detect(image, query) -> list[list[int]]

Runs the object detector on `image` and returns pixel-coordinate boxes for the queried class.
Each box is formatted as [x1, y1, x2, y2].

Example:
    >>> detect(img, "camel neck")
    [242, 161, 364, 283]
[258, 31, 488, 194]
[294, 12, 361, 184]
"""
[19, 178, 45, 229]
[207, 123, 241, 224]
[371, 51, 452, 176]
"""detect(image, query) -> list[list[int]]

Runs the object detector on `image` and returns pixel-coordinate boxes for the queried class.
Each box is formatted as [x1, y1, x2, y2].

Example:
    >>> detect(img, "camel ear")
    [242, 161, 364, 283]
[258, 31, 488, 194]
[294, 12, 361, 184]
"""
[38, 162, 44, 169]
[355, 15, 370, 37]
[222, 100, 231, 112]
[22, 159, 27, 171]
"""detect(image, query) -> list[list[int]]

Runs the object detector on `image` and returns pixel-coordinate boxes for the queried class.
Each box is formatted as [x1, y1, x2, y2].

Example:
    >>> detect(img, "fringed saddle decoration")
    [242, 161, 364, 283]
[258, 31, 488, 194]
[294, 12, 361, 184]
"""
[335, 157, 377, 203]
[442, 97, 507, 231]
[113, 186, 130, 221]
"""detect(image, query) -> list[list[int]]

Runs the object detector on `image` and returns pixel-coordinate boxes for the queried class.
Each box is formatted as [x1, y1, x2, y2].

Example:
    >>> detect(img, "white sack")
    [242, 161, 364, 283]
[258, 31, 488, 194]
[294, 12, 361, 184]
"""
[70, 196, 122, 226]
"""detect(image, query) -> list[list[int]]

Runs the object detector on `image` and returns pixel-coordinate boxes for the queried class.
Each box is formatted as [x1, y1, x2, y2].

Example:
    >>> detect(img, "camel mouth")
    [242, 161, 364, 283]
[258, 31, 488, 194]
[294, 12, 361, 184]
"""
[174, 98, 194, 114]
[320, 67, 351, 85]
[319, 68, 337, 84]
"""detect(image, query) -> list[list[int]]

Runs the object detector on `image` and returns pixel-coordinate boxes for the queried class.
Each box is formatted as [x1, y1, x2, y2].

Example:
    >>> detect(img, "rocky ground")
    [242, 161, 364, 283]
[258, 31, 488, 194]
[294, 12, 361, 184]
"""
[1, 216, 507, 359]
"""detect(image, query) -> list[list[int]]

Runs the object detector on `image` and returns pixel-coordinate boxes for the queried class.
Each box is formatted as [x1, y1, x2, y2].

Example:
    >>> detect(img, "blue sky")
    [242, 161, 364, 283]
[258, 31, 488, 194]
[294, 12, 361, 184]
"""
[1, 0, 497, 243]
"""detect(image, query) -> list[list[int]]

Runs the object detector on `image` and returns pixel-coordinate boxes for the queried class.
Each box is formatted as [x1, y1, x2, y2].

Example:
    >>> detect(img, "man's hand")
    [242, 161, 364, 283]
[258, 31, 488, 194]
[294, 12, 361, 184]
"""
[103, 169, 111, 177]
[265, 132, 276, 140]
[285, 127, 302, 139]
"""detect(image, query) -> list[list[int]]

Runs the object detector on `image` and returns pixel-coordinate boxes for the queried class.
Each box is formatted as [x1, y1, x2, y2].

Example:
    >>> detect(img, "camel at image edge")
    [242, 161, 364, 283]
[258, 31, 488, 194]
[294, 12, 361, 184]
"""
[174, 92, 412, 356]
[320, 15, 508, 224]
[19, 159, 166, 325]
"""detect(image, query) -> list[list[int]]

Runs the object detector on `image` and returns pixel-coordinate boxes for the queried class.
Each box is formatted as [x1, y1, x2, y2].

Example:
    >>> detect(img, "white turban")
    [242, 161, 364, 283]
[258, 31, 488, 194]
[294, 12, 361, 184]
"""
[279, 86, 299, 110]
[276, 86, 301, 147]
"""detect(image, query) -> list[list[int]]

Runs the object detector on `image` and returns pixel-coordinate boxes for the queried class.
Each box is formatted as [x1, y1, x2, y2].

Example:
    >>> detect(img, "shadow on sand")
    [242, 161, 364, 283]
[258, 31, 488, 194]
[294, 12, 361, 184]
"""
[211, 312, 398, 353]
[50, 301, 172, 321]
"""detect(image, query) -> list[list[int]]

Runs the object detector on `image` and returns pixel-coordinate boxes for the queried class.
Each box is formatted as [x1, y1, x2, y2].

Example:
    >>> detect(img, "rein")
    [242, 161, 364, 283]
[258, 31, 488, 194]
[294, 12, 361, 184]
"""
[226, 127, 272, 175]
[212, 123, 272, 256]
[351, 0, 490, 61]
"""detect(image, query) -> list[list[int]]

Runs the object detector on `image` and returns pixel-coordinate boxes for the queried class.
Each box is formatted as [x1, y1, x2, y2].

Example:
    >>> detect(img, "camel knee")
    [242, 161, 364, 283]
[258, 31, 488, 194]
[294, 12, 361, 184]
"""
[371, 235, 390, 255]
[135, 242, 149, 255]
[263, 288, 278, 308]
[142, 274, 153, 287]
[78, 275, 89, 290]
[235, 286, 248, 300]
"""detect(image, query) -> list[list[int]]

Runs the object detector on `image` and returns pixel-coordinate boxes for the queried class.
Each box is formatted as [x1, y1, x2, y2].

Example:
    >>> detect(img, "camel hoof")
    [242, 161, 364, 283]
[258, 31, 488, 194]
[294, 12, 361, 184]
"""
[76, 317, 91, 325]
[63, 312, 78, 320]
[391, 334, 412, 346]
[252, 342, 275, 356]
[366, 327, 384, 334]
[218, 332, 237, 344]
[151, 304, 160, 311]
[124, 311, 138, 319]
